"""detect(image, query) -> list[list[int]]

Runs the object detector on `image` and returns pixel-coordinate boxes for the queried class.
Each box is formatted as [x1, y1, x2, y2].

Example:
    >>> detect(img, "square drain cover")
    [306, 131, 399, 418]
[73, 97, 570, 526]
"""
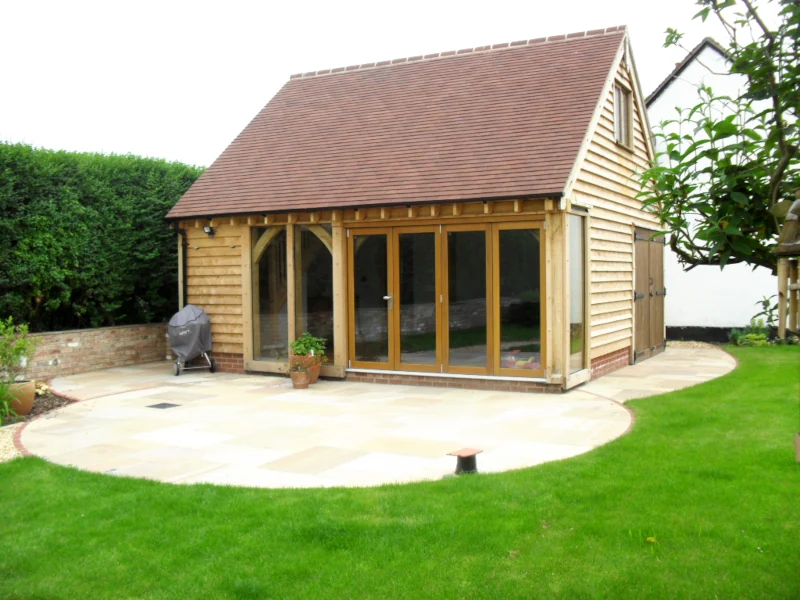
[147, 402, 181, 409]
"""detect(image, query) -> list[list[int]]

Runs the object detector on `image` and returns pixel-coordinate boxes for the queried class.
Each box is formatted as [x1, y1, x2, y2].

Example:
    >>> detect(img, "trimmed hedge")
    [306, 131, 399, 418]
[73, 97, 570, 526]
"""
[0, 142, 203, 332]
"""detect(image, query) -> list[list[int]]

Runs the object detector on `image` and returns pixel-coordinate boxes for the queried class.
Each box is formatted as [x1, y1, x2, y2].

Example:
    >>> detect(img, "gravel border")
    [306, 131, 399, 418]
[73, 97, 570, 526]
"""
[667, 340, 720, 349]
[0, 423, 22, 463]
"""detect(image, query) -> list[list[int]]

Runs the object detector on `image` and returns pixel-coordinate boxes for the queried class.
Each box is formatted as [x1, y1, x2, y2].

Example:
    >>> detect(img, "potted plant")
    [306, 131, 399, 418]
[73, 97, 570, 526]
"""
[0, 317, 39, 417]
[288, 355, 313, 389]
[289, 332, 328, 384]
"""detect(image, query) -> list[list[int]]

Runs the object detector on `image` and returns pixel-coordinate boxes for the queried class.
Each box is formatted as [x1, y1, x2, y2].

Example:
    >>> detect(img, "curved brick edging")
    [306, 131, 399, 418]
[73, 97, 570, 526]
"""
[12, 378, 83, 456]
[12, 420, 33, 457]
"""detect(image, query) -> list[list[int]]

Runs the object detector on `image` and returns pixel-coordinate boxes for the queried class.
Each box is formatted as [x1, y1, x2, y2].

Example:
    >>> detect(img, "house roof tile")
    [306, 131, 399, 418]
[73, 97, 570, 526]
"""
[168, 27, 626, 219]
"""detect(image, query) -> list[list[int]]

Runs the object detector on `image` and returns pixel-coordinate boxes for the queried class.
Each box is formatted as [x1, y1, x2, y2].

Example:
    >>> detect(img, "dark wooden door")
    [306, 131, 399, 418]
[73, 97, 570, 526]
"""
[634, 228, 666, 362]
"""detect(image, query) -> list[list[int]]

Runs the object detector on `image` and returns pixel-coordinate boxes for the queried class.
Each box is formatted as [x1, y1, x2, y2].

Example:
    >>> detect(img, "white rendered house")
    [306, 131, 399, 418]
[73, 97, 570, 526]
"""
[646, 38, 776, 335]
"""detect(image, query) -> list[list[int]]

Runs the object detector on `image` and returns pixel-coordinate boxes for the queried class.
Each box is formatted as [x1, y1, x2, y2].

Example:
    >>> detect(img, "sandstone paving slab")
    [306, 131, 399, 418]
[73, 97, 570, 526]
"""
[19, 347, 735, 488]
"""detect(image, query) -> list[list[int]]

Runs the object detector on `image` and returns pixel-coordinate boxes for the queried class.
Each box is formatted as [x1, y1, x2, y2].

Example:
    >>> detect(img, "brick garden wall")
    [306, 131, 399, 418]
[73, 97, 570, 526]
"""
[590, 346, 631, 381]
[28, 324, 170, 381]
[346, 371, 562, 393]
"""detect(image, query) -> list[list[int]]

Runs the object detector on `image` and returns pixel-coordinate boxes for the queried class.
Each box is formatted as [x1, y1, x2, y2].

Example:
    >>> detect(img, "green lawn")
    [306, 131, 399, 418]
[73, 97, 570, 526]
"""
[1, 347, 798, 599]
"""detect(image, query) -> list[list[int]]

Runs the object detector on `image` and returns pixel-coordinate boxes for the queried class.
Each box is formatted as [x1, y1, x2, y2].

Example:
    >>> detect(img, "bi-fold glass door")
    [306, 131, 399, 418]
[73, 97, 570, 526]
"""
[348, 221, 545, 378]
[348, 226, 441, 372]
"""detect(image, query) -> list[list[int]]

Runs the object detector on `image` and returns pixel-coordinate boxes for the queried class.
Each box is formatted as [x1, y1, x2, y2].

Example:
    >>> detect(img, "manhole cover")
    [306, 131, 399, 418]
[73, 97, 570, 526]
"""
[147, 402, 181, 409]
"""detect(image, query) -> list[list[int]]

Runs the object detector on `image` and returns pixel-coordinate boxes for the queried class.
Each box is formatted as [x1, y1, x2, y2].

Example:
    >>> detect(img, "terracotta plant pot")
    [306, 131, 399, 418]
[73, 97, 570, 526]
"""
[308, 363, 321, 384]
[290, 370, 310, 389]
[8, 380, 35, 416]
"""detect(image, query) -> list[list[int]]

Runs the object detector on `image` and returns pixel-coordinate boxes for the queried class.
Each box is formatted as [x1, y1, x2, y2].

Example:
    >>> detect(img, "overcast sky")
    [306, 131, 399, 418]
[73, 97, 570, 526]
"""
[1, 0, 732, 167]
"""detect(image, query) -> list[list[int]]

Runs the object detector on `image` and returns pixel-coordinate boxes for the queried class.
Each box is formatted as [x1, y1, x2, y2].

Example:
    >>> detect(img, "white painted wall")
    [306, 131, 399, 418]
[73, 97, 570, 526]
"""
[647, 45, 776, 328]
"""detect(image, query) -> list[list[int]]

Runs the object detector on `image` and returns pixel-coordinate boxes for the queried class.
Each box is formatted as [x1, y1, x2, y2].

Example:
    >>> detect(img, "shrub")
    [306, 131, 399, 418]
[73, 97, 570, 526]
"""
[0, 142, 203, 331]
[0, 317, 38, 383]
[740, 333, 769, 347]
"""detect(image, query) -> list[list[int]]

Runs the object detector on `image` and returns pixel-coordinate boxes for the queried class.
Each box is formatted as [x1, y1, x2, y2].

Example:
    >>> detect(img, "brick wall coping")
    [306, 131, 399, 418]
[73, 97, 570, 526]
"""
[346, 368, 547, 383]
[32, 323, 167, 337]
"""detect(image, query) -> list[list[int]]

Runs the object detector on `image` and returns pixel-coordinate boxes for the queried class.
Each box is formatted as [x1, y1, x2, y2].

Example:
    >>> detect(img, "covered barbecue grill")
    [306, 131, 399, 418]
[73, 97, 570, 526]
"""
[168, 304, 215, 376]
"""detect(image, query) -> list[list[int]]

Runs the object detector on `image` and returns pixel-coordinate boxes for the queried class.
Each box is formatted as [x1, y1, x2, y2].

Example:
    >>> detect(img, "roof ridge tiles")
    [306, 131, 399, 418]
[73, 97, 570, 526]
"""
[289, 25, 627, 80]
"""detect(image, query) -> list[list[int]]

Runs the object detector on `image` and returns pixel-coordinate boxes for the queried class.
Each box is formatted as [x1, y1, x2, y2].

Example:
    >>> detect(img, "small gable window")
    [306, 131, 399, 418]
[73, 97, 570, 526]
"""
[614, 84, 632, 149]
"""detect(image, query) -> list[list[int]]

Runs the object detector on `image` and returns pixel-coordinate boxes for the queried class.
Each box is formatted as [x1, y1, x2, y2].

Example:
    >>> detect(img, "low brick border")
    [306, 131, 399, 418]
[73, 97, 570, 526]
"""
[12, 420, 33, 457]
[11, 379, 83, 457]
[590, 346, 631, 380]
[346, 371, 563, 393]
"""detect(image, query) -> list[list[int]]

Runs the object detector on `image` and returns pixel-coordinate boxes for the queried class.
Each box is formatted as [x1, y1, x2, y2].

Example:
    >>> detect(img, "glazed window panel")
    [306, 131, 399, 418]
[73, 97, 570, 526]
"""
[498, 229, 542, 371]
[352, 233, 390, 363]
[569, 215, 586, 374]
[253, 227, 288, 361]
[295, 225, 334, 358]
[614, 84, 632, 147]
[447, 230, 488, 368]
[398, 231, 437, 366]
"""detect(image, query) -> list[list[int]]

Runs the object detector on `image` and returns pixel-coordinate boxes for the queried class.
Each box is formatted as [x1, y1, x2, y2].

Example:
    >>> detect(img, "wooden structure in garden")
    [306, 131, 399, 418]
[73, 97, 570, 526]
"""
[775, 193, 800, 338]
[166, 26, 662, 391]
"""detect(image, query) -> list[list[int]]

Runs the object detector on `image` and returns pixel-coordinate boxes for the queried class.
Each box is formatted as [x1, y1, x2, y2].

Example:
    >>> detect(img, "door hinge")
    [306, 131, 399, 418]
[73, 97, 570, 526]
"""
[655, 288, 666, 297]
[346, 229, 350, 238]
[348, 360, 351, 368]
[633, 291, 645, 301]
[440, 364, 444, 373]
[440, 294, 443, 303]
[542, 221, 547, 230]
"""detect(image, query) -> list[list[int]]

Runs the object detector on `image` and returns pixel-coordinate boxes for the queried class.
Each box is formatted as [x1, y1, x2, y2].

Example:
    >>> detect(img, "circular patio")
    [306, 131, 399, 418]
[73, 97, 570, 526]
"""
[18, 347, 735, 488]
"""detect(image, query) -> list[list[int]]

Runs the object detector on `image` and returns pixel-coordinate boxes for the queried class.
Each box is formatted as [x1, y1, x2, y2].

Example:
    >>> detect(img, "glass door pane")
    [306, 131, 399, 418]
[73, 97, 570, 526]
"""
[496, 226, 543, 376]
[445, 229, 489, 371]
[397, 230, 438, 369]
[351, 233, 391, 366]
[253, 227, 288, 361]
[295, 225, 335, 358]
[569, 215, 586, 373]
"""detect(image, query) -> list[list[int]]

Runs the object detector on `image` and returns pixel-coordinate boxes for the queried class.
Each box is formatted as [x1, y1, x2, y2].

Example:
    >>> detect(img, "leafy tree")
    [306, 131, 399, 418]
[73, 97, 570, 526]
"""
[0, 143, 203, 331]
[640, 0, 799, 272]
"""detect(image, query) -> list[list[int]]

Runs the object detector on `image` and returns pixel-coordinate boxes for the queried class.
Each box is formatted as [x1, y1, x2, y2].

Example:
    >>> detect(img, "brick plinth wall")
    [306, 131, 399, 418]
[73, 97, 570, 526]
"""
[346, 371, 563, 393]
[590, 346, 631, 381]
[207, 352, 245, 374]
[28, 324, 169, 381]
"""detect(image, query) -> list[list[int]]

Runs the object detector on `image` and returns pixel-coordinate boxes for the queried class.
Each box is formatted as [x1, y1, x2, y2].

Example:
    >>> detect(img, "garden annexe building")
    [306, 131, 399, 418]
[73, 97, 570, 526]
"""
[166, 25, 663, 392]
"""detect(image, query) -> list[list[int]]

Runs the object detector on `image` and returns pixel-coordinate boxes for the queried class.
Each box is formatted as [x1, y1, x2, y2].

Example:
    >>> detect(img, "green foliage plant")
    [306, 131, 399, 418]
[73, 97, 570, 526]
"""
[639, 0, 799, 273]
[741, 332, 769, 346]
[288, 332, 328, 372]
[289, 332, 328, 360]
[0, 142, 203, 331]
[752, 295, 778, 327]
[0, 380, 14, 426]
[0, 317, 38, 383]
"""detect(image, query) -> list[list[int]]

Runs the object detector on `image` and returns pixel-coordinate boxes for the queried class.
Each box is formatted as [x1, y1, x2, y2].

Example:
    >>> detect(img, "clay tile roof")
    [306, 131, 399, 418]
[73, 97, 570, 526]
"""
[168, 27, 627, 219]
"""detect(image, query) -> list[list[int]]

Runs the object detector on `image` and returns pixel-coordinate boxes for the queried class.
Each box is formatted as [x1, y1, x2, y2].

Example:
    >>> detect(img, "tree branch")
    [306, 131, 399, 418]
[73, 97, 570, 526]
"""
[741, 0, 776, 46]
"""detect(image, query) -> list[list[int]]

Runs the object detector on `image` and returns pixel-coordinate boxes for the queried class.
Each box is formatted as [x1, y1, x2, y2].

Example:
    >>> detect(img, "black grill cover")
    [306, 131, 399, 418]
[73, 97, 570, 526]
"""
[168, 304, 212, 363]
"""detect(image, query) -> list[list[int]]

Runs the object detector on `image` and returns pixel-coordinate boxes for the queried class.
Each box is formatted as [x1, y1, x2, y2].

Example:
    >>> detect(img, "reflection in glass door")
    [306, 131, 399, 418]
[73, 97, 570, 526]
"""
[494, 224, 544, 377]
[349, 232, 391, 368]
[396, 229, 439, 370]
[444, 227, 490, 374]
